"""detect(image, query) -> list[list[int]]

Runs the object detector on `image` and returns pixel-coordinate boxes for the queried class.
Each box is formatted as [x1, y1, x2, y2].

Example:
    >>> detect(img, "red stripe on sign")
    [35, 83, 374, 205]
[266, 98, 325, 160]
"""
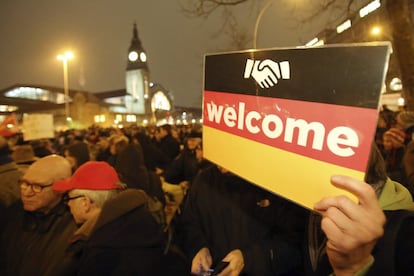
[203, 91, 378, 171]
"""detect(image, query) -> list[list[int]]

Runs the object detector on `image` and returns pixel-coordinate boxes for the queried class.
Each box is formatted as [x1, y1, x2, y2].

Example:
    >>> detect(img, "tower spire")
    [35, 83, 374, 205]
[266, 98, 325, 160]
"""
[127, 22, 147, 70]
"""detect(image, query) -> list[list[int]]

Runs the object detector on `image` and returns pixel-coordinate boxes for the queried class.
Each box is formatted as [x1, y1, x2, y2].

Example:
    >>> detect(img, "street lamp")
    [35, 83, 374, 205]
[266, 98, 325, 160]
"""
[57, 51, 74, 123]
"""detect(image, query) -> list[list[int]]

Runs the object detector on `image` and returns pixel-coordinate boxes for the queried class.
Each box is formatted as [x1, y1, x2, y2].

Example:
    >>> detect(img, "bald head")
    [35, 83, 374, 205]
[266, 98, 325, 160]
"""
[24, 154, 72, 184]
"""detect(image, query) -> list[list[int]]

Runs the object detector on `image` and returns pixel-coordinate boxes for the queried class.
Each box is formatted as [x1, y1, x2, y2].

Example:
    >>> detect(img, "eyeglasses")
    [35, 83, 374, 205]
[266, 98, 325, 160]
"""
[19, 180, 53, 193]
[63, 194, 85, 204]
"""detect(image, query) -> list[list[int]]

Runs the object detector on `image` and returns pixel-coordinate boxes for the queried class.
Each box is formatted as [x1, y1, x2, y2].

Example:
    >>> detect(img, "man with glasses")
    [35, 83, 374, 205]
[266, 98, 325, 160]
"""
[0, 154, 76, 276]
[53, 161, 166, 275]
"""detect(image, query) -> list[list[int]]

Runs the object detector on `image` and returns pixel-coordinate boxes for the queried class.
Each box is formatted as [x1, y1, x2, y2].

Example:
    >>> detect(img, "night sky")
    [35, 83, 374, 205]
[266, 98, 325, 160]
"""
[0, 0, 365, 108]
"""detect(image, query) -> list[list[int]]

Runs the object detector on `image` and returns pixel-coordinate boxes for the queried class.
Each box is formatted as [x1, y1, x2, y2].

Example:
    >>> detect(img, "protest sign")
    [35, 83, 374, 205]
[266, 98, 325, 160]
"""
[23, 114, 54, 141]
[203, 42, 391, 209]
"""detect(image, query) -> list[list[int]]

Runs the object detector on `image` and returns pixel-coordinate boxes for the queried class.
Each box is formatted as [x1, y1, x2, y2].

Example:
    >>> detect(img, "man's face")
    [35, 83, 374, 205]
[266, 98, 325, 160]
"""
[187, 138, 201, 150]
[66, 191, 87, 224]
[158, 128, 167, 138]
[20, 178, 61, 213]
[20, 156, 70, 213]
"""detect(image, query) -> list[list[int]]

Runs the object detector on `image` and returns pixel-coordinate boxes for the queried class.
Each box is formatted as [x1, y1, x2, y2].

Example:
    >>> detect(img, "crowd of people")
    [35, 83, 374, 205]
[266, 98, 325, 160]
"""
[0, 111, 413, 275]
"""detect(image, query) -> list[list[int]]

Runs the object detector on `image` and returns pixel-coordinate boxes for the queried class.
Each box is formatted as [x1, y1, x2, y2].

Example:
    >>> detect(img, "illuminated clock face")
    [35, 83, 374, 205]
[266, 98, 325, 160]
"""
[128, 51, 138, 62]
[140, 52, 147, 62]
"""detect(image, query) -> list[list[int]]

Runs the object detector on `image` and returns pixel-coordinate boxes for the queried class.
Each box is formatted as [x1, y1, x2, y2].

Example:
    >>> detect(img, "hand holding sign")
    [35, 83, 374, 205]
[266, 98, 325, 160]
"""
[314, 175, 386, 275]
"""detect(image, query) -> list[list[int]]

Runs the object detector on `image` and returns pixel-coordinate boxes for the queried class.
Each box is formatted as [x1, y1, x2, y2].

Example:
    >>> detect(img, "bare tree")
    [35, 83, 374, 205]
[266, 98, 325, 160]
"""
[180, 0, 250, 18]
[386, 0, 414, 110]
[180, 0, 257, 49]
[181, 0, 414, 110]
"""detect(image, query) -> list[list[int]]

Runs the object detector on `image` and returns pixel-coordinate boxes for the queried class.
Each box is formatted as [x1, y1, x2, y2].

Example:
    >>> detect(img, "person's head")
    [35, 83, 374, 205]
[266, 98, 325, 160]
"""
[53, 161, 125, 224]
[63, 142, 90, 172]
[185, 131, 202, 151]
[158, 124, 171, 138]
[12, 144, 37, 165]
[115, 143, 150, 191]
[108, 134, 129, 155]
[396, 110, 414, 130]
[20, 154, 72, 213]
[97, 136, 109, 150]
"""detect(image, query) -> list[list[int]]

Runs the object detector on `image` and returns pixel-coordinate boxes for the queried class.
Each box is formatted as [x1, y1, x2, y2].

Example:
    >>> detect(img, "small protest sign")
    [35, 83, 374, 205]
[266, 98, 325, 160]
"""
[23, 114, 54, 141]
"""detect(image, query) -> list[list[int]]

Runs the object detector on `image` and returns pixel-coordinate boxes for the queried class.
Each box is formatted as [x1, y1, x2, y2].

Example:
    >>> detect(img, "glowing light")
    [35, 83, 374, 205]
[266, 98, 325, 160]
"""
[0, 105, 18, 112]
[390, 78, 403, 91]
[336, 19, 351, 34]
[360, 0, 381, 18]
[305, 37, 325, 47]
[371, 26, 381, 36]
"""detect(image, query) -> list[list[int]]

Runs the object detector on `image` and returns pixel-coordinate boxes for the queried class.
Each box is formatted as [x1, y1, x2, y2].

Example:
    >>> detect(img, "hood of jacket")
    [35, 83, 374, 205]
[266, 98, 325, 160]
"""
[379, 177, 414, 211]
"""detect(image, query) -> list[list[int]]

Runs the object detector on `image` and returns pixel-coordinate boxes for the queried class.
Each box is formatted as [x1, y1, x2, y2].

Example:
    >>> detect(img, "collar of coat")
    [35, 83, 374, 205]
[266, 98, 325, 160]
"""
[69, 189, 148, 243]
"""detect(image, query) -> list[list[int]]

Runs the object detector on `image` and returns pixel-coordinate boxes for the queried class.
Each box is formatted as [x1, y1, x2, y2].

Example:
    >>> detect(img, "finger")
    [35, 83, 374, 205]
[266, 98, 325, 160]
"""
[320, 215, 347, 251]
[218, 266, 232, 276]
[321, 214, 368, 254]
[318, 195, 385, 236]
[315, 193, 363, 222]
[316, 175, 378, 208]
[322, 204, 351, 231]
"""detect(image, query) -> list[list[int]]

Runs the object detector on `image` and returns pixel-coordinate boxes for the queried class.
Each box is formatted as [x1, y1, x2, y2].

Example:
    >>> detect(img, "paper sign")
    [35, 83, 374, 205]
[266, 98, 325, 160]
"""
[203, 42, 391, 209]
[23, 114, 54, 141]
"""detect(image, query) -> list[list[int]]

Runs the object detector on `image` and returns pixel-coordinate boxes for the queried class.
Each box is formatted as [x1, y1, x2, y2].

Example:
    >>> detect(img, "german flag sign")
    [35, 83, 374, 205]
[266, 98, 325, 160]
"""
[202, 42, 391, 209]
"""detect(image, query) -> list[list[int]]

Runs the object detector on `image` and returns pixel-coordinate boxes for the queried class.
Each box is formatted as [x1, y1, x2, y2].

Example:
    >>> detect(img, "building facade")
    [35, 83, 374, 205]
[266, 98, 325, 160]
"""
[0, 23, 196, 130]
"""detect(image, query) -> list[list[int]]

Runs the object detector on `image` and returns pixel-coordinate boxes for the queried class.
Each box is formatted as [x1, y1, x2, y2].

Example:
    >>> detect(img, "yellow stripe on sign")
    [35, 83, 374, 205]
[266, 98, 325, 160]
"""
[203, 126, 364, 210]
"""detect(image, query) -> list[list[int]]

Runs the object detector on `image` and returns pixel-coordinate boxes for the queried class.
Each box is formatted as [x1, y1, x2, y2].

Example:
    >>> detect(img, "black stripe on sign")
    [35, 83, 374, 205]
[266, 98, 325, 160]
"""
[204, 43, 391, 109]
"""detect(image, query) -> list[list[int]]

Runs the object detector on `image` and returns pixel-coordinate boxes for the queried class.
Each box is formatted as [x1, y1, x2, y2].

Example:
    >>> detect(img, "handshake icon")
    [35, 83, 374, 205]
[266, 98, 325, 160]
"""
[244, 59, 290, 88]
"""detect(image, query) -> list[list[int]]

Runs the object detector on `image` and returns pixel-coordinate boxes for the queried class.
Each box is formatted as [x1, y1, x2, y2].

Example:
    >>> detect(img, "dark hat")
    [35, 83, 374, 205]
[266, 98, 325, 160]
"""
[12, 145, 38, 164]
[187, 131, 202, 139]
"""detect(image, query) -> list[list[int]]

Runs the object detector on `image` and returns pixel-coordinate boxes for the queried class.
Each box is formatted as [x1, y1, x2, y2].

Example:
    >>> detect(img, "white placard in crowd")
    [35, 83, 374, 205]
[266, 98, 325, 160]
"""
[23, 114, 54, 141]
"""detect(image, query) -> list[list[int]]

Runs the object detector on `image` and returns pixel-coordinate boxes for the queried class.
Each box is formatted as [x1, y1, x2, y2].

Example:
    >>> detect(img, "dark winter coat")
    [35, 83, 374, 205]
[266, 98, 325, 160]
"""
[134, 132, 170, 171]
[163, 148, 212, 185]
[181, 165, 307, 275]
[62, 189, 165, 276]
[303, 179, 414, 275]
[0, 160, 23, 207]
[0, 200, 77, 276]
[115, 143, 165, 205]
[157, 134, 181, 163]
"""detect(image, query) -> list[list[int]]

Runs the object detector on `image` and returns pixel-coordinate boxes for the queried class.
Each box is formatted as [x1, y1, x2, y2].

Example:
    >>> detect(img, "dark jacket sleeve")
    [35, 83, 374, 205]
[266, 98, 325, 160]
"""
[163, 153, 186, 184]
[180, 171, 210, 260]
[403, 141, 414, 197]
[367, 210, 414, 276]
[242, 196, 307, 275]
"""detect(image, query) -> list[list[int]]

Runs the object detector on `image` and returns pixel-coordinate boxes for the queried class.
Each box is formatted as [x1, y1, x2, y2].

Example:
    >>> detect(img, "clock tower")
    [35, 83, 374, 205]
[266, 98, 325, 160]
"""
[126, 23, 149, 114]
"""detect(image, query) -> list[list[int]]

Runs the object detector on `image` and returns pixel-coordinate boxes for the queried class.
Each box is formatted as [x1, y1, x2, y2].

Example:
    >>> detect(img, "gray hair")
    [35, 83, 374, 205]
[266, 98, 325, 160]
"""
[72, 188, 120, 208]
